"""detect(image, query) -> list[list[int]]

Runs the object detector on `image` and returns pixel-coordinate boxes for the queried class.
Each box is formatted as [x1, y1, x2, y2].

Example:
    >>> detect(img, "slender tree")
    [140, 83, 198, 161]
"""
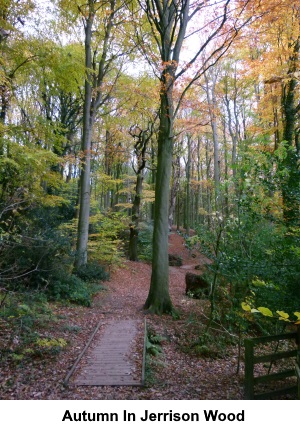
[136, 0, 251, 313]
[71, 0, 127, 268]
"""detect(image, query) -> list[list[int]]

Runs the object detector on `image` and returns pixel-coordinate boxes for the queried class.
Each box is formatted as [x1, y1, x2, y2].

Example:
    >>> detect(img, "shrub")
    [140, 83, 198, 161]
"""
[74, 261, 109, 282]
[193, 213, 300, 333]
[48, 273, 92, 307]
[34, 337, 67, 356]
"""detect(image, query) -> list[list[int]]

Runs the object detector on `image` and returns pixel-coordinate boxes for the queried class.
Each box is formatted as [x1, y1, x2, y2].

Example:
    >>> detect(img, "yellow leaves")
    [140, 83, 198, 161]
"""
[241, 303, 300, 324]
[141, 188, 155, 203]
[257, 307, 273, 317]
[294, 312, 300, 325]
[198, 207, 209, 216]
[276, 310, 290, 321]
[42, 194, 68, 208]
[252, 278, 266, 288]
[114, 202, 133, 209]
[241, 302, 251, 312]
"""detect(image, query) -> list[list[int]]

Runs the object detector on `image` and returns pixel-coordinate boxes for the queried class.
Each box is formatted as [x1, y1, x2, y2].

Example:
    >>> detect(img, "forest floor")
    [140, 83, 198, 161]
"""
[0, 229, 248, 399]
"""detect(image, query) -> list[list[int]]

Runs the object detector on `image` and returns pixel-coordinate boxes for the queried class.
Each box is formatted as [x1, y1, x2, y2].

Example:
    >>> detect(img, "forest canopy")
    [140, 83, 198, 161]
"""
[0, 0, 299, 324]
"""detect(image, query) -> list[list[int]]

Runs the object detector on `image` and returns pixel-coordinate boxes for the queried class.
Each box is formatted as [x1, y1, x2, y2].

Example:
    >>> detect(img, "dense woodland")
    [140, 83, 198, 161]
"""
[1, 0, 300, 394]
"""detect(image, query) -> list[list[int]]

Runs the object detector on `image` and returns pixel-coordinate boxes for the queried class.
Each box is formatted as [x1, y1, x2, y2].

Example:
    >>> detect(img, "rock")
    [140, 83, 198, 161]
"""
[185, 272, 209, 298]
[168, 254, 183, 266]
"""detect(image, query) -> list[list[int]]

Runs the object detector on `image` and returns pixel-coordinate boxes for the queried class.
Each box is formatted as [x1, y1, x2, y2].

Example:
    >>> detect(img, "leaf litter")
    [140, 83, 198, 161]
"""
[0, 230, 266, 400]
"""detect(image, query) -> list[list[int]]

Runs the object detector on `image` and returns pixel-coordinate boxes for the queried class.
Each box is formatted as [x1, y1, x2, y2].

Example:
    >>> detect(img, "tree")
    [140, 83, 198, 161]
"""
[135, 0, 251, 314]
[129, 120, 156, 260]
[54, 0, 129, 268]
[0, 1, 35, 127]
[244, 0, 300, 226]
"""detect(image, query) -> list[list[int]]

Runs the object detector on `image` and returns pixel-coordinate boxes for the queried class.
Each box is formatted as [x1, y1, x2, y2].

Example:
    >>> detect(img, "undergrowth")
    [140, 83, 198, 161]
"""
[0, 262, 107, 365]
[144, 325, 166, 387]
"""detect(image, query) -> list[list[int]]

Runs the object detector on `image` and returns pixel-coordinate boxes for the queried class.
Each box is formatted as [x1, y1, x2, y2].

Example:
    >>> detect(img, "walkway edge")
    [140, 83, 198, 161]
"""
[141, 317, 147, 385]
[63, 320, 103, 387]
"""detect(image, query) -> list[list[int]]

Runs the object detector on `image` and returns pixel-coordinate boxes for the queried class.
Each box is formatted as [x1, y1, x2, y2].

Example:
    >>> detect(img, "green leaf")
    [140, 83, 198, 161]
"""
[252, 279, 266, 288]
[257, 307, 273, 317]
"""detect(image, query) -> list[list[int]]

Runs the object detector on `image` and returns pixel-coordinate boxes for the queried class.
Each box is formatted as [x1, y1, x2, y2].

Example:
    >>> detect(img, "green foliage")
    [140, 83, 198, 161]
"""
[193, 204, 300, 333]
[74, 261, 109, 282]
[191, 331, 237, 358]
[88, 208, 129, 266]
[177, 312, 237, 358]
[137, 222, 153, 261]
[48, 273, 92, 307]
[0, 289, 59, 362]
[146, 327, 164, 356]
[34, 337, 67, 356]
[0, 290, 51, 332]
[242, 301, 300, 324]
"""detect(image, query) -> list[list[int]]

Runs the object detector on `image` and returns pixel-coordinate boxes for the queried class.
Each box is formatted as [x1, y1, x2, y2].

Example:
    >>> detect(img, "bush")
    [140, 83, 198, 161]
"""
[48, 273, 92, 307]
[0, 290, 50, 330]
[74, 261, 109, 282]
[34, 337, 67, 356]
[193, 212, 300, 333]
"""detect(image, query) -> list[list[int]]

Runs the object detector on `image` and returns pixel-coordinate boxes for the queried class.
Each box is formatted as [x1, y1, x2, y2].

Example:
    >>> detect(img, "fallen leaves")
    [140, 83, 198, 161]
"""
[0, 230, 245, 399]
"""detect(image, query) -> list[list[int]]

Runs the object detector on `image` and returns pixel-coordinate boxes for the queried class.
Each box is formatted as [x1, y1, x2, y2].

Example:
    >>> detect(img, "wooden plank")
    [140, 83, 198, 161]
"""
[297, 360, 300, 400]
[254, 385, 297, 400]
[296, 363, 300, 379]
[296, 326, 300, 346]
[141, 318, 147, 385]
[73, 319, 144, 386]
[244, 332, 299, 400]
[244, 339, 254, 399]
[250, 332, 297, 345]
[254, 369, 296, 385]
[254, 349, 297, 364]
[63, 320, 103, 387]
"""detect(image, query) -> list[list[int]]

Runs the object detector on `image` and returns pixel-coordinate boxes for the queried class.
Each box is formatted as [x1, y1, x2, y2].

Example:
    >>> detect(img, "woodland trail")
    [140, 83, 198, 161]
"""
[0, 229, 245, 400]
[68, 229, 209, 388]
[66, 229, 244, 399]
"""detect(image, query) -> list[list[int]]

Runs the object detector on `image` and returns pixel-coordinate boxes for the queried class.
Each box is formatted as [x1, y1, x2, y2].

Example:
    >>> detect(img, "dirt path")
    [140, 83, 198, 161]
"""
[66, 229, 244, 399]
[0, 229, 245, 400]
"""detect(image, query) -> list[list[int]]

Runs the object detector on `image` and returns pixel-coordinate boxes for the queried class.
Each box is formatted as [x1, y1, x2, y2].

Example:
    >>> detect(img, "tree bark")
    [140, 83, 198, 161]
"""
[75, 13, 94, 269]
[75, 0, 117, 268]
[129, 172, 143, 261]
[169, 155, 180, 230]
[185, 135, 192, 235]
[205, 71, 220, 211]
[144, 71, 174, 314]
[280, 36, 300, 226]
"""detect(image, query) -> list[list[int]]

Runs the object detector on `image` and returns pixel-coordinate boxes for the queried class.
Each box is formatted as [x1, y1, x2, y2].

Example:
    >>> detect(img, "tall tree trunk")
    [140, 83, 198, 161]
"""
[205, 138, 212, 228]
[169, 155, 180, 230]
[195, 136, 202, 225]
[205, 71, 220, 211]
[129, 171, 143, 261]
[141, 0, 235, 313]
[128, 121, 154, 260]
[144, 77, 174, 314]
[75, 0, 117, 267]
[185, 135, 192, 235]
[150, 141, 156, 221]
[223, 119, 230, 218]
[280, 36, 300, 226]
[75, 15, 94, 269]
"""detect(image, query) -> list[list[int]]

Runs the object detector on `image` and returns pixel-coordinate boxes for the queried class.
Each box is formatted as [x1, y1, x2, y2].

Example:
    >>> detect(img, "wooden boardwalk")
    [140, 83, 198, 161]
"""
[72, 319, 144, 386]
